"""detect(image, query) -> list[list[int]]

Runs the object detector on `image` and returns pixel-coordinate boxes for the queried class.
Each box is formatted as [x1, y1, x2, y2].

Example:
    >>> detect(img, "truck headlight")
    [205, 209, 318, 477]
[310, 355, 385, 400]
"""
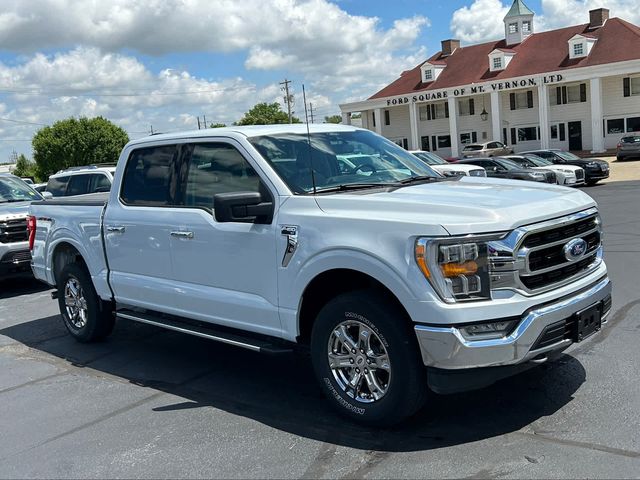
[415, 235, 504, 303]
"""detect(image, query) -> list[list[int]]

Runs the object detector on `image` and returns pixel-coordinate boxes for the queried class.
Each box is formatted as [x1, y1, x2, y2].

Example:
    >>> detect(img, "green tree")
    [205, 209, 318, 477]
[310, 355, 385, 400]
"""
[12, 154, 38, 180]
[236, 102, 300, 125]
[210, 122, 227, 128]
[32, 117, 129, 178]
[324, 115, 342, 124]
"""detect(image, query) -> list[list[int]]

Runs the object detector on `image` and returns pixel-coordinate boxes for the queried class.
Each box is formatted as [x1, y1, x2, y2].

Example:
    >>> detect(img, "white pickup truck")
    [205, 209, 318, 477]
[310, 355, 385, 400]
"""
[28, 125, 612, 426]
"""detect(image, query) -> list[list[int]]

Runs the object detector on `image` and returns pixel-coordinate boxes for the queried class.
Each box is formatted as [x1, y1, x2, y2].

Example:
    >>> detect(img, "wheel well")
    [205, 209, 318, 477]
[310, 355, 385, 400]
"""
[297, 269, 411, 344]
[52, 243, 86, 285]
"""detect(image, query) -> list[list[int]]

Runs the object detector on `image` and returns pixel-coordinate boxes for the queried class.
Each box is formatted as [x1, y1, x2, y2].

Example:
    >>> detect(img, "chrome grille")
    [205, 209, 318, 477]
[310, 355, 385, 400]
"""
[1, 249, 31, 265]
[576, 169, 585, 180]
[0, 217, 28, 244]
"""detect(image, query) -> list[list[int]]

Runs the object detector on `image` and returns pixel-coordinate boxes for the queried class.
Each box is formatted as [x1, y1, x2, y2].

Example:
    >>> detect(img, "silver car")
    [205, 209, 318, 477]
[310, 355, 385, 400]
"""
[461, 141, 513, 158]
[617, 134, 640, 161]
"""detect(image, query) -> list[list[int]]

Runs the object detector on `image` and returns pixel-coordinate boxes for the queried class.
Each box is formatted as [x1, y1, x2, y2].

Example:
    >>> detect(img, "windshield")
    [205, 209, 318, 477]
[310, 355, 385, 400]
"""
[555, 151, 580, 161]
[462, 145, 483, 151]
[0, 176, 43, 203]
[249, 130, 440, 193]
[523, 155, 552, 167]
[412, 151, 446, 165]
[495, 158, 523, 170]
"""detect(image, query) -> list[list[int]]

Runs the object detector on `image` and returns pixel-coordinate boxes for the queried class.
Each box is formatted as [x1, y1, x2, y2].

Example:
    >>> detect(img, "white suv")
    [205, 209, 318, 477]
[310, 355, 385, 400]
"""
[45, 165, 116, 197]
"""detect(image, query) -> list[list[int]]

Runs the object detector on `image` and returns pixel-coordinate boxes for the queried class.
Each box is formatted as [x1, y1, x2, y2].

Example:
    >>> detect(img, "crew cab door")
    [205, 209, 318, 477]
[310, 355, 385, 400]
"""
[168, 140, 281, 337]
[103, 143, 182, 309]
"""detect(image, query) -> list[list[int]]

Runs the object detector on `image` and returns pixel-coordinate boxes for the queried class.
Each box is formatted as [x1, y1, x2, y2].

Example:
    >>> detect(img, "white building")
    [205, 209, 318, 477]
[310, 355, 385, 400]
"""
[340, 1, 640, 157]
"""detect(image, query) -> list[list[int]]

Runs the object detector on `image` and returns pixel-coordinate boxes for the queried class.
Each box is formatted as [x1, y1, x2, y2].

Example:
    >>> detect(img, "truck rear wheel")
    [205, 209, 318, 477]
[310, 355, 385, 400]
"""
[310, 290, 427, 427]
[57, 262, 114, 342]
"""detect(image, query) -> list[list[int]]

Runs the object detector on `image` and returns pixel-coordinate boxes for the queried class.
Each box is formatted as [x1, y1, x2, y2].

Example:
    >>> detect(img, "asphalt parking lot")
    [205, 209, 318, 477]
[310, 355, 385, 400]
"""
[1, 178, 639, 479]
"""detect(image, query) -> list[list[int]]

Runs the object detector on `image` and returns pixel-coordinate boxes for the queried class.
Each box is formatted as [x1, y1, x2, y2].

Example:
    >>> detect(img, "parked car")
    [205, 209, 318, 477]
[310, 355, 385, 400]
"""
[503, 155, 585, 186]
[29, 125, 611, 426]
[0, 173, 44, 279]
[522, 150, 609, 186]
[33, 183, 48, 193]
[616, 134, 640, 161]
[461, 141, 513, 158]
[46, 165, 116, 197]
[457, 157, 557, 183]
[21, 178, 35, 185]
[410, 150, 486, 177]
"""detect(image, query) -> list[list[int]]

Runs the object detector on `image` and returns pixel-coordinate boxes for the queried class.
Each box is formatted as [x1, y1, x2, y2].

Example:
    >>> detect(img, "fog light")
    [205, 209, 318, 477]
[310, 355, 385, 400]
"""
[460, 320, 518, 340]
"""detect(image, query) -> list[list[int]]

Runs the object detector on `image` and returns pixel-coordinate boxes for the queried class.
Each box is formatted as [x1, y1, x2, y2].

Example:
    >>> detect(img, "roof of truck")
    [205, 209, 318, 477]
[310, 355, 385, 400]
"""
[126, 124, 362, 147]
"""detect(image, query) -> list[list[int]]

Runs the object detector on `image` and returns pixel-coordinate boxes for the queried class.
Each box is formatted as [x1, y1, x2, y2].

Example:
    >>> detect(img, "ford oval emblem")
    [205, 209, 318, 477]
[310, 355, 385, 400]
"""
[564, 238, 588, 262]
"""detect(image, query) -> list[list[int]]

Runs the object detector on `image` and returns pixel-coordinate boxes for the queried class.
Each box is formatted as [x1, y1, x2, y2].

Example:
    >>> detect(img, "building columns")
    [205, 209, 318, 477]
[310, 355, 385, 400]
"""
[409, 103, 420, 150]
[447, 97, 459, 157]
[590, 77, 605, 153]
[341, 112, 351, 125]
[490, 91, 502, 142]
[373, 108, 382, 135]
[537, 82, 550, 149]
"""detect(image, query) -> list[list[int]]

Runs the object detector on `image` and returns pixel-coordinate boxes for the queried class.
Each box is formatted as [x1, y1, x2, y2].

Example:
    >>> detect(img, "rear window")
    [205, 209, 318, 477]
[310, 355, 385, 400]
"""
[46, 175, 70, 196]
[67, 174, 92, 196]
[621, 136, 640, 143]
[463, 145, 483, 151]
[120, 145, 178, 206]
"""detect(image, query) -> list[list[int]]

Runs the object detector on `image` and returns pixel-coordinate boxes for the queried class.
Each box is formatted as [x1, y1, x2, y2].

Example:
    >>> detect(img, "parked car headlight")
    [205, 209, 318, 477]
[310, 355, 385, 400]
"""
[527, 172, 546, 179]
[415, 235, 504, 303]
[559, 169, 574, 174]
[586, 162, 598, 167]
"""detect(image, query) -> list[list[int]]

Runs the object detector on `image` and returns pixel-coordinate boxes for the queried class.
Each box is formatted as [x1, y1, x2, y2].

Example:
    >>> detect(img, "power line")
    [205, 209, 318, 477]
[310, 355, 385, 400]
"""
[0, 84, 257, 98]
[0, 117, 47, 126]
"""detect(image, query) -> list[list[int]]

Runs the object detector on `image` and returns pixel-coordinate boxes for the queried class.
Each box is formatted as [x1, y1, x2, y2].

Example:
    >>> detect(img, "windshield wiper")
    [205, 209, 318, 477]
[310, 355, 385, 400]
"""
[397, 175, 441, 185]
[314, 182, 401, 193]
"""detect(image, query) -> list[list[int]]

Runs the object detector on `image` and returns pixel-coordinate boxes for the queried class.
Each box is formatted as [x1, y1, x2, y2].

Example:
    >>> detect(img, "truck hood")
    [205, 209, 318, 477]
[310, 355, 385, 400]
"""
[0, 201, 31, 219]
[314, 177, 596, 235]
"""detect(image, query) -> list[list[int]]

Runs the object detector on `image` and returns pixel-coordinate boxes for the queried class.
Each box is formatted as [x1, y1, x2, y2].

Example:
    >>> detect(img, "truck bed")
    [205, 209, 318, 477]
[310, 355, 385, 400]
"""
[32, 192, 109, 207]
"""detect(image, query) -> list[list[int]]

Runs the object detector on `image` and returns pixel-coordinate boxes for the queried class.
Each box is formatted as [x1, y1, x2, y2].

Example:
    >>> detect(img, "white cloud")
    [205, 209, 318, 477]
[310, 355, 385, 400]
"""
[451, 0, 509, 44]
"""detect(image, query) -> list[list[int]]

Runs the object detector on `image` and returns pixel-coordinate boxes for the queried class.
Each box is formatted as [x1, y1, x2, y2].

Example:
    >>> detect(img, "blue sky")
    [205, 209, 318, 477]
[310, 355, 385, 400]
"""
[0, 0, 635, 163]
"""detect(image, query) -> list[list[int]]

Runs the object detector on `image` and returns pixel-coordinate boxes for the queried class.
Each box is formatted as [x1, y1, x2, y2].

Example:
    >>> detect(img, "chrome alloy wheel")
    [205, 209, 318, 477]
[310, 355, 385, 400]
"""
[328, 320, 391, 403]
[64, 277, 88, 329]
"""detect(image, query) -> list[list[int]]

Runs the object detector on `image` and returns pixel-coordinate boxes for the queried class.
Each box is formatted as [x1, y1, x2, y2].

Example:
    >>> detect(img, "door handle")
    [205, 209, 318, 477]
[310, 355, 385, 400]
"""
[170, 231, 194, 239]
[106, 226, 125, 233]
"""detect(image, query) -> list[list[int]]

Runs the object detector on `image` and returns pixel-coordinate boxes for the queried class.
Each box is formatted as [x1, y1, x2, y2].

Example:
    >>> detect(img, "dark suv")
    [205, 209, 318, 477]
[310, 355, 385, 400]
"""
[457, 157, 556, 183]
[617, 134, 640, 161]
[522, 150, 609, 186]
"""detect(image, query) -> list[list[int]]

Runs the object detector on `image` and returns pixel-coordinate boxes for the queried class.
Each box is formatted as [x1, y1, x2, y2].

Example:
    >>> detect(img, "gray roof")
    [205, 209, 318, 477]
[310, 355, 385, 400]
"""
[505, 0, 534, 18]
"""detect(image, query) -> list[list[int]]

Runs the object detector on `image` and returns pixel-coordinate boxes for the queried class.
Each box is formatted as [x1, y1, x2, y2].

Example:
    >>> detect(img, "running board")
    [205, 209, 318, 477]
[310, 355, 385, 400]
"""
[116, 310, 293, 354]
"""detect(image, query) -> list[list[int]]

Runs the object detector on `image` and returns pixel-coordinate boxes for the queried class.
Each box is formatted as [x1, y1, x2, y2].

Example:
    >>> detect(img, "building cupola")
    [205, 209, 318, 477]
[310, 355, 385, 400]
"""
[504, 0, 534, 46]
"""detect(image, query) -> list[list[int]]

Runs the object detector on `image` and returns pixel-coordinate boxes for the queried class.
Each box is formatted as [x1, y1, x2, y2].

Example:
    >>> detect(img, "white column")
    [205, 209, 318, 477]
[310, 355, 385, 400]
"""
[590, 77, 605, 153]
[341, 112, 351, 125]
[409, 103, 419, 150]
[490, 91, 502, 142]
[538, 82, 550, 149]
[447, 97, 459, 157]
[373, 108, 382, 135]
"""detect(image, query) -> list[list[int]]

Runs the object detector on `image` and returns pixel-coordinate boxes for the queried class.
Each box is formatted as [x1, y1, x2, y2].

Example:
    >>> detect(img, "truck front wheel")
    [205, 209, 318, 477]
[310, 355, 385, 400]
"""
[57, 263, 114, 342]
[310, 290, 427, 426]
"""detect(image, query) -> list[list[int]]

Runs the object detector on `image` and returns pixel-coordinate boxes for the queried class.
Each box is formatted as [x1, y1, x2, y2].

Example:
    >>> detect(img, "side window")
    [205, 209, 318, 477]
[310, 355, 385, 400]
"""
[90, 174, 111, 193]
[46, 175, 70, 196]
[121, 145, 178, 206]
[487, 142, 499, 149]
[183, 143, 262, 211]
[67, 174, 91, 196]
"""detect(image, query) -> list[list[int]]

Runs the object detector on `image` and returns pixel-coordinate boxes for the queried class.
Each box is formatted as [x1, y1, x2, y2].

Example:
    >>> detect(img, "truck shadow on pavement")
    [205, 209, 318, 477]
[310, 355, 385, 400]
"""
[0, 313, 586, 453]
[0, 277, 50, 300]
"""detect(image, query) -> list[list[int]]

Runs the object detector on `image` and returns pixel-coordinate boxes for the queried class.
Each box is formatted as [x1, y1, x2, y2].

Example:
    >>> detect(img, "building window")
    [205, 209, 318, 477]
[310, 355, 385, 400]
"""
[421, 136, 430, 151]
[567, 85, 582, 103]
[573, 43, 584, 57]
[632, 78, 640, 96]
[508, 23, 518, 34]
[517, 127, 538, 142]
[419, 106, 429, 121]
[627, 117, 640, 132]
[607, 119, 624, 135]
[460, 132, 478, 145]
[458, 98, 474, 116]
[493, 57, 503, 70]
[384, 110, 390, 126]
[551, 125, 558, 139]
[437, 135, 452, 148]
[510, 90, 533, 110]
[522, 21, 531, 33]
[554, 84, 586, 105]
[424, 69, 433, 81]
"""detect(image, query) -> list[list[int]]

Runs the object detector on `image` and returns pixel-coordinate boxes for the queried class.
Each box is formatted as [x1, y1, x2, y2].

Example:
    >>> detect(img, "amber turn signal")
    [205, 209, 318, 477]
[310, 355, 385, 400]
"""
[440, 260, 478, 278]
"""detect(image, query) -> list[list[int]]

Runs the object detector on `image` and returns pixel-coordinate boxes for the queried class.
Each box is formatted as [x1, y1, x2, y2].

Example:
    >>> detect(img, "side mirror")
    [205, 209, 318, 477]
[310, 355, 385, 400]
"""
[213, 191, 274, 224]
[42, 191, 53, 199]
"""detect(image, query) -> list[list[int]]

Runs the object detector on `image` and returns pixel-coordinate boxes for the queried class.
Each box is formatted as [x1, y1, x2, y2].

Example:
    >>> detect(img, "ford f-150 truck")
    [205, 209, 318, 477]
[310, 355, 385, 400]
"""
[28, 125, 612, 426]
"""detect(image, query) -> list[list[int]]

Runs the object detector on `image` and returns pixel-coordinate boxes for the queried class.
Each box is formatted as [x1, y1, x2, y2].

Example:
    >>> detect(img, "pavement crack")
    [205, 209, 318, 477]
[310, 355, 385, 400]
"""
[515, 431, 640, 459]
[0, 372, 65, 395]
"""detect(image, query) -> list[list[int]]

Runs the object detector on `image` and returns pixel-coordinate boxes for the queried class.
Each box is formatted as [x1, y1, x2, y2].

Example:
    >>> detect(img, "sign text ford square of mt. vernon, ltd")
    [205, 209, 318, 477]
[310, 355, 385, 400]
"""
[386, 74, 564, 105]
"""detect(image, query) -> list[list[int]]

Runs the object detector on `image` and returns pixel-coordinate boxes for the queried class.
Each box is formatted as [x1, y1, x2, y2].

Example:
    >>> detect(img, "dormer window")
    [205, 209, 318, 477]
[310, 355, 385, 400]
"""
[493, 57, 503, 70]
[420, 62, 444, 83]
[568, 34, 596, 59]
[522, 20, 531, 33]
[424, 69, 433, 81]
[508, 23, 518, 34]
[489, 49, 515, 72]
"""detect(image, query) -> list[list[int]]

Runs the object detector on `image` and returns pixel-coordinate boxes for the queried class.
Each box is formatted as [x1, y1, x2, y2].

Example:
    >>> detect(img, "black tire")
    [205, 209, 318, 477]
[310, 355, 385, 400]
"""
[57, 262, 114, 342]
[586, 179, 599, 186]
[310, 290, 428, 427]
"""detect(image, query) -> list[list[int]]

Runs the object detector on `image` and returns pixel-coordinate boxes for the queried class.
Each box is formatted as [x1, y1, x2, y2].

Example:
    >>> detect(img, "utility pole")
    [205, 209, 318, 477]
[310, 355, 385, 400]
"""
[309, 103, 315, 124]
[280, 78, 294, 123]
[9, 149, 18, 164]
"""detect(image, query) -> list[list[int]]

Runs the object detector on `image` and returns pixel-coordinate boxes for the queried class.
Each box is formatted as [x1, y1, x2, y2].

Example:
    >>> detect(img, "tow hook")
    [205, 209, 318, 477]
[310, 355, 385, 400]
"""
[50, 290, 59, 300]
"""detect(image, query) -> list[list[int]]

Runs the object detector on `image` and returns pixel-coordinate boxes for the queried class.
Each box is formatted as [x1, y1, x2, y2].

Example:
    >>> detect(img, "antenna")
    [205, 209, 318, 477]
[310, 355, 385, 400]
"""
[302, 84, 317, 194]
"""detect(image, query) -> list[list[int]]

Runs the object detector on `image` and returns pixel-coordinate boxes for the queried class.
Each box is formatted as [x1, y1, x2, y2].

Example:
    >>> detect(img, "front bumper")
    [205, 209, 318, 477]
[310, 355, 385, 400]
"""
[414, 275, 611, 370]
[0, 243, 32, 278]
